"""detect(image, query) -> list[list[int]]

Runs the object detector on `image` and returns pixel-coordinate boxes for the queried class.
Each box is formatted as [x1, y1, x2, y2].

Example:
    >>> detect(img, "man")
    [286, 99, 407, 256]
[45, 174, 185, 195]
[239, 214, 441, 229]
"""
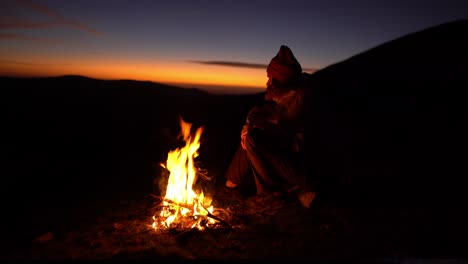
[224, 45, 315, 210]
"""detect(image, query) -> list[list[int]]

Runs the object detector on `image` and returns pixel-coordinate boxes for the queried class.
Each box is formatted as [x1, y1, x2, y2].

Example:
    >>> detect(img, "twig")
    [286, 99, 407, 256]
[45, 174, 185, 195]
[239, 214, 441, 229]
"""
[149, 194, 164, 200]
[213, 208, 232, 222]
[153, 195, 232, 228]
[199, 203, 232, 228]
[197, 169, 212, 181]
[287, 185, 300, 193]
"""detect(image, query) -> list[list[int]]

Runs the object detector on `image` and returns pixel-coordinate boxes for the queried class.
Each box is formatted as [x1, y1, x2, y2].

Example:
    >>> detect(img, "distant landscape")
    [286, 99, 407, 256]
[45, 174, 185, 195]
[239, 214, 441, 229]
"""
[2, 19, 468, 260]
[3, 75, 262, 203]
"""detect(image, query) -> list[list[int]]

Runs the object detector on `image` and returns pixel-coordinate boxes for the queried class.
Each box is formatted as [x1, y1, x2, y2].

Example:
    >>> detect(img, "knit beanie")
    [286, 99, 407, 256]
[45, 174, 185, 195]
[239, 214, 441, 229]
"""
[266, 45, 302, 83]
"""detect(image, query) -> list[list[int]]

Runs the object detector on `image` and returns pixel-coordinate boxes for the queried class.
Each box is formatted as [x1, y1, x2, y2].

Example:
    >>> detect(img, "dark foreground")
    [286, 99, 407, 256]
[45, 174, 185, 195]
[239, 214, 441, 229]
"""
[14, 184, 468, 261]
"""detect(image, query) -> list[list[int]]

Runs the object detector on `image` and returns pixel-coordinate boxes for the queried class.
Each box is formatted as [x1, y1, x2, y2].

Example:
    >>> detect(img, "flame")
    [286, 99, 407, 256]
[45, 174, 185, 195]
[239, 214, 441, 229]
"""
[153, 117, 216, 230]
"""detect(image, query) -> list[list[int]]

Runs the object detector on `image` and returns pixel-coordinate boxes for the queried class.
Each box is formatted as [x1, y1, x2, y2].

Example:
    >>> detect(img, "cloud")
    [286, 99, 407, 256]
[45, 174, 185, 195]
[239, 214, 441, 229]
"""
[190, 60, 317, 72]
[190, 60, 268, 69]
[0, 21, 61, 29]
[0, 32, 64, 43]
[13, 0, 103, 36]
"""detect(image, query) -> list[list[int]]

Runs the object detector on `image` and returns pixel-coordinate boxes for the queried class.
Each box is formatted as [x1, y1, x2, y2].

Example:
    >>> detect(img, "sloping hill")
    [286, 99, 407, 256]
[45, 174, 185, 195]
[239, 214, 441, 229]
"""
[304, 19, 468, 206]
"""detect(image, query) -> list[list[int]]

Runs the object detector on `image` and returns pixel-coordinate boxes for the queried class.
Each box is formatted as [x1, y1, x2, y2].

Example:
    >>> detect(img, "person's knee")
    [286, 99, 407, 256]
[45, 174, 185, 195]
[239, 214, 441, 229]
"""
[244, 131, 258, 150]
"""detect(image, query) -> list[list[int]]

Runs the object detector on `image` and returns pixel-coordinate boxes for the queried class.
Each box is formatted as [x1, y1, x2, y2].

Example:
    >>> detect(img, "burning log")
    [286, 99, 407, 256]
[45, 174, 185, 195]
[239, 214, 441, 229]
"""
[151, 194, 232, 229]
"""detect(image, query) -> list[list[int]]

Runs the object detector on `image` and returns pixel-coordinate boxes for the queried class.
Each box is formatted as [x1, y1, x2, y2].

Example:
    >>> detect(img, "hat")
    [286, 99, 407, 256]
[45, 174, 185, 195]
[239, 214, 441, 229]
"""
[267, 45, 302, 83]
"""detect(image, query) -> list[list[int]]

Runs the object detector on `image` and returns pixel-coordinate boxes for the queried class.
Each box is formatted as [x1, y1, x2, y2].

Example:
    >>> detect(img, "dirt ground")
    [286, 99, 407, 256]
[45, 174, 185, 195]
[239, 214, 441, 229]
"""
[14, 184, 467, 261]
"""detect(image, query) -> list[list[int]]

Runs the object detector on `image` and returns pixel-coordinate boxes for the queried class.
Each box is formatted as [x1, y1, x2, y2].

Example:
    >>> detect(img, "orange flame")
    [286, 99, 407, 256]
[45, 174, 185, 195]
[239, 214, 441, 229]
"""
[153, 117, 215, 230]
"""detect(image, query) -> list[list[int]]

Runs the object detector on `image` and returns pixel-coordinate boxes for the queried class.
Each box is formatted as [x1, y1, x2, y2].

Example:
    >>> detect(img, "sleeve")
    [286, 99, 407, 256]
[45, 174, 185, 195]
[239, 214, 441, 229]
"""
[245, 100, 279, 129]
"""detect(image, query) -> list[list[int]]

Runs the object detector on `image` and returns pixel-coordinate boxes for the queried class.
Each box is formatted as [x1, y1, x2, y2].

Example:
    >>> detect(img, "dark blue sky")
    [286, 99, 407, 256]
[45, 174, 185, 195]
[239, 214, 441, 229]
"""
[1, 0, 467, 93]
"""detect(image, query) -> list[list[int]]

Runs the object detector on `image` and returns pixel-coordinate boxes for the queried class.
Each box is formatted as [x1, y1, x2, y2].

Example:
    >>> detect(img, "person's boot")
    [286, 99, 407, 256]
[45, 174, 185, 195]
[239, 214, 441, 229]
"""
[225, 180, 238, 188]
[297, 191, 316, 208]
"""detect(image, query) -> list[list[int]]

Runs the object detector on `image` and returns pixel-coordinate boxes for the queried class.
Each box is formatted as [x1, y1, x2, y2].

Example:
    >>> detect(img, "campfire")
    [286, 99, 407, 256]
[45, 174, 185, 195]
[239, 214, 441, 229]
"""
[152, 117, 229, 231]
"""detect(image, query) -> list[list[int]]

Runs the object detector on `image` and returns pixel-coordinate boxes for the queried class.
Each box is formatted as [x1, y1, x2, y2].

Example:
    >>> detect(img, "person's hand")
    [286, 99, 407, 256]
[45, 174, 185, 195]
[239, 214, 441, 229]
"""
[240, 124, 249, 150]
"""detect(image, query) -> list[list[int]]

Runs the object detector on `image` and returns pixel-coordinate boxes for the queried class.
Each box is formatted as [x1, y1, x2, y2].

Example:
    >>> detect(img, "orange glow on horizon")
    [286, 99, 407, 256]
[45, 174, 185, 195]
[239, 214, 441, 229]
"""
[0, 58, 267, 91]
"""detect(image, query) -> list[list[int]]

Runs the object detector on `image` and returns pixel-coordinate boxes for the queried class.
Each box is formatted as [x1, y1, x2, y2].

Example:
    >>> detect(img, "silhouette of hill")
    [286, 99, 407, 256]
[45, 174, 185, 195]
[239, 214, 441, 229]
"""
[3, 74, 263, 193]
[304, 19, 468, 206]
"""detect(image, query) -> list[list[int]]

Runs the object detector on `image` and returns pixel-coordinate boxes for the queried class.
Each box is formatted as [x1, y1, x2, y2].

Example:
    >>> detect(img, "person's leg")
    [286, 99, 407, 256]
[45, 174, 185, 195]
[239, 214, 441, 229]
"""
[245, 129, 313, 206]
[259, 147, 314, 207]
[262, 149, 307, 190]
[243, 130, 283, 196]
[225, 145, 251, 188]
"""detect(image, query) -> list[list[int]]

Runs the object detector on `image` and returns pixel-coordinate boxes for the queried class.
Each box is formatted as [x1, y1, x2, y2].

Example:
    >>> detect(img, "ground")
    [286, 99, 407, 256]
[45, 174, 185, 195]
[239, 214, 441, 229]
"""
[14, 183, 467, 261]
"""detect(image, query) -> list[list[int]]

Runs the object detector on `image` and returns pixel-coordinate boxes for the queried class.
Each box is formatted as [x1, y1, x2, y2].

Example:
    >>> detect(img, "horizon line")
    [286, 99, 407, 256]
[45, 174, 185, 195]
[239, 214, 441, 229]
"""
[0, 73, 266, 95]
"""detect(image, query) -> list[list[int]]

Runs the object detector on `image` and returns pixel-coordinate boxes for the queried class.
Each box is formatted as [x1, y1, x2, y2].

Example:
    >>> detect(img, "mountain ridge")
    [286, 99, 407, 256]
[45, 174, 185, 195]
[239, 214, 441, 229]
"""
[303, 19, 468, 206]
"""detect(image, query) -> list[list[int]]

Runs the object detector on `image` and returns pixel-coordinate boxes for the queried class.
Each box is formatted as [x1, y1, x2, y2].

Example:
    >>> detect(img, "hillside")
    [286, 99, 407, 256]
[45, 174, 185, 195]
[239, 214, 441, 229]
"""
[303, 19, 468, 206]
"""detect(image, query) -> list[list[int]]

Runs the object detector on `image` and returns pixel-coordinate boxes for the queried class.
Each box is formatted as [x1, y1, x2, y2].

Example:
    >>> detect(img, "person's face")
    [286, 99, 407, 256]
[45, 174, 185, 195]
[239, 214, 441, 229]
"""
[266, 73, 273, 87]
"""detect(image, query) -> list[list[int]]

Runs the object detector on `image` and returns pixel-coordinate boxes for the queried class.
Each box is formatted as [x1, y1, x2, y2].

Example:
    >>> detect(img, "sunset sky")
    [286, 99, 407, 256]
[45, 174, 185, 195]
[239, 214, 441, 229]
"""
[1, 0, 467, 94]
